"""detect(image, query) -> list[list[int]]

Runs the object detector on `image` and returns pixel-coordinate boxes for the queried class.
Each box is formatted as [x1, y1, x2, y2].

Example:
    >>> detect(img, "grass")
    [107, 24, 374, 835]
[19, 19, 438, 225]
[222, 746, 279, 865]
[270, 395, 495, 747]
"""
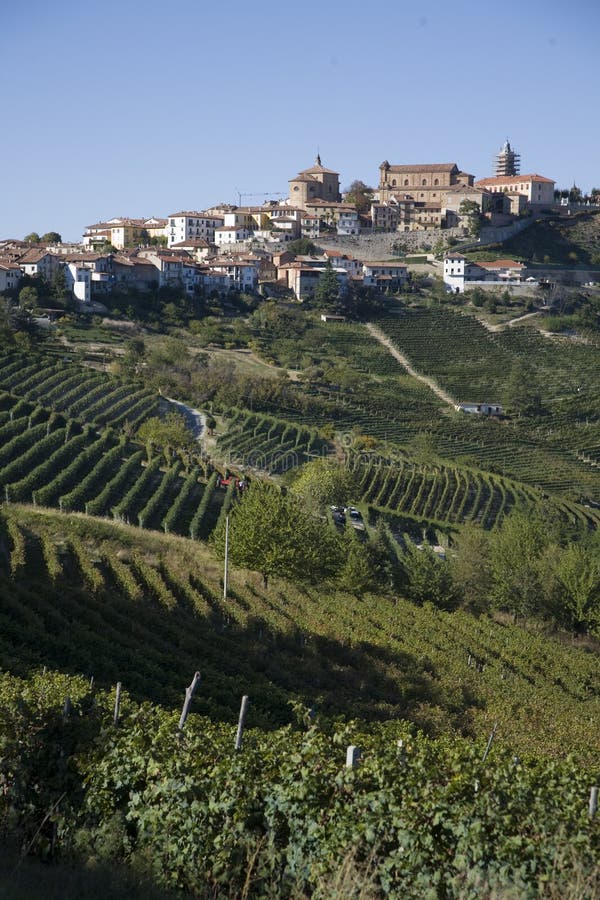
[464, 210, 600, 266]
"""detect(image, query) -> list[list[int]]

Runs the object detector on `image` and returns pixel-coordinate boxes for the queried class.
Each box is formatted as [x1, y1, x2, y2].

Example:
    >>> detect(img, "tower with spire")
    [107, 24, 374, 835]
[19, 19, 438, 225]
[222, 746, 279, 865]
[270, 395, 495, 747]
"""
[495, 139, 520, 177]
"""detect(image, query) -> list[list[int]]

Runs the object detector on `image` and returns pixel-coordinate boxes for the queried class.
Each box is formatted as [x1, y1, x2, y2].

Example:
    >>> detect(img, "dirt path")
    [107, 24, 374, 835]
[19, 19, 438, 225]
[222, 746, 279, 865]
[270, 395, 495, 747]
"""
[480, 310, 541, 333]
[365, 322, 457, 409]
[161, 395, 207, 447]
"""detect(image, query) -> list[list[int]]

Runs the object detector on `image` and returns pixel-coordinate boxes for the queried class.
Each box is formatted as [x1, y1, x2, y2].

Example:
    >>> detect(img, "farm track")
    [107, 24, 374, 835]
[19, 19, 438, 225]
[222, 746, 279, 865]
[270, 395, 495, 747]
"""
[365, 322, 457, 409]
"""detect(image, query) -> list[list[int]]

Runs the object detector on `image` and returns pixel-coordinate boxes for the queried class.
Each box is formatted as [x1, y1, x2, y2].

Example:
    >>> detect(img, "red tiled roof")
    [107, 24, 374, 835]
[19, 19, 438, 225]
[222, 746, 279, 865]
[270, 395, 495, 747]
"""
[475, 174, 554, 186]
[384, 163, 458, 173]
[477, 259, 525, 269]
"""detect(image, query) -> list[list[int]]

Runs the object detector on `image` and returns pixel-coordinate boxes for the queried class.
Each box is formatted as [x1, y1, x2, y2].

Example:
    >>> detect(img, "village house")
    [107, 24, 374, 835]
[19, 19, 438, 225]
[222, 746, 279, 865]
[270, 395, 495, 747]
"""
[443, 253, 526, 292]
[278, 261, 348, 301]
[455, 402, 503, 416]
[63, 253, 114, 302]
[166, 212, 224, 247]
[474, 174, 555, 210]
[137, 249, 200, 293]
[169, 239, 214, 261]
[198, 256, 260, 292]
[83, 217, 168, 250]
[16, 248, 60, 280]
[112, 253, 159, 291]
[0, 259, 22, 293]
[361, 261, 409, 290]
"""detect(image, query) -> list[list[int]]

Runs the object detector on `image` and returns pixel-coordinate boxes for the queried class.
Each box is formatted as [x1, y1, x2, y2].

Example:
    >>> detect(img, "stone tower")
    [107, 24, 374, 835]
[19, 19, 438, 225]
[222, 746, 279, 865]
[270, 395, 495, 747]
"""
[495, 140, 520, 177]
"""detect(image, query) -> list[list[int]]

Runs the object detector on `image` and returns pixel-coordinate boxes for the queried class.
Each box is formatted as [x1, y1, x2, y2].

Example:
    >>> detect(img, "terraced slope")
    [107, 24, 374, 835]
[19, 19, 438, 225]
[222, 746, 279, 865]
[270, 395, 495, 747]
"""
[1, 504, 597, 760]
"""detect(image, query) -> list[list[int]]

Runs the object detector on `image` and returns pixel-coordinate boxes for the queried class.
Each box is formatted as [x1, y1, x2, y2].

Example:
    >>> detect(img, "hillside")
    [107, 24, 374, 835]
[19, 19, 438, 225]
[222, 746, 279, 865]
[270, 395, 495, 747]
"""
[1, 504, 598, 762]
[465, 210, 600, 266]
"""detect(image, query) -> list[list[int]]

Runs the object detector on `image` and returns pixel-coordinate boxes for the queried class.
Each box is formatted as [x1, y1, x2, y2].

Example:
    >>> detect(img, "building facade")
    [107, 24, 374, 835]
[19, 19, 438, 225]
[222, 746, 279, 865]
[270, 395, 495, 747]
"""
[288, 155, 341, 209]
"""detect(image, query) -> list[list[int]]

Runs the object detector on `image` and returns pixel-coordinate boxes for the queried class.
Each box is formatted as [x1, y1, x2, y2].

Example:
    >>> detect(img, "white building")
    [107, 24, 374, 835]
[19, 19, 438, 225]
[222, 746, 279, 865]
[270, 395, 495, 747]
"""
[198, 257, 259, 292]
[474, 174, 555, 208]
[362, 261, 408, 290]
[0, 260, 22, 293]
[337, 209, 360, 235]
[214, 225, 251, 246]
[455, 402, 503, 416]
[167, 212, 224, 247]
[443, 253, 526, 292]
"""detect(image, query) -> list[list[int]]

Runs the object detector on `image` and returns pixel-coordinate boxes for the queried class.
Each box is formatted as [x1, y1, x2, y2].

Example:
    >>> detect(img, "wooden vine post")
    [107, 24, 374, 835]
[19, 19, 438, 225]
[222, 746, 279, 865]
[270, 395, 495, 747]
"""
[234, 695, 250, 751]
[113, 682, 122, 725]
[178, 672, 201, 730]
[590, 786, 599, 820]
[346, 745, 361, 768]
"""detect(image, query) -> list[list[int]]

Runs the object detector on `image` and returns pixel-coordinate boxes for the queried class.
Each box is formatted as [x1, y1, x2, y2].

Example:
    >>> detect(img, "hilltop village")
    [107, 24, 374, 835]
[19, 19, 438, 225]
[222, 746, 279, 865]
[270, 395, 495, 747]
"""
[2, 141, 596, 307]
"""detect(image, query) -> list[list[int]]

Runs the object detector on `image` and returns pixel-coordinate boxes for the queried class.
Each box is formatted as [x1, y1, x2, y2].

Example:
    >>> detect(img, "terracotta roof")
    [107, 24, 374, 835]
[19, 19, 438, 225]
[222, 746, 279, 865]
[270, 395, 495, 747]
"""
[171, 239, 211, 248]
[168, 211, 225, 219]
[299, 164, 339, 176]
[364, 261, 408, 268]
[384, 163, 458, 173]
[17, 249, 52, 263]
[477, 259, 525, 269]
[289, 174, 319, 183]
[445, 184, 489, 194]
[475, 174, 555, 186]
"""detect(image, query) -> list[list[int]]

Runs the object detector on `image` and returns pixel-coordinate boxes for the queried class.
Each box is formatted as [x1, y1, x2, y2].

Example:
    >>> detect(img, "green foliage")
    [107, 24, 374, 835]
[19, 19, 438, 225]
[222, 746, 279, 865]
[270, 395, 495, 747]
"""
[137, 412, 196, 459]
[400, 542, 458, 609]
[292, 458, 356, 511]
[314, 261, 341, 308]
[211, 480, 340, 587]
[489, 510, 549, 619]
[286, 237, 319, 256]
[18, 286, 39, 310]
[343, 179, 373, 213]
[0, 670, 597, 897]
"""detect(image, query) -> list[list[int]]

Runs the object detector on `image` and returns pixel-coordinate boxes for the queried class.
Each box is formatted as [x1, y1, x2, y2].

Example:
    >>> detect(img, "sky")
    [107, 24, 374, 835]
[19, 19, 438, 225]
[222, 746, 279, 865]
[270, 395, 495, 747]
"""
[1, 0, 599, 242]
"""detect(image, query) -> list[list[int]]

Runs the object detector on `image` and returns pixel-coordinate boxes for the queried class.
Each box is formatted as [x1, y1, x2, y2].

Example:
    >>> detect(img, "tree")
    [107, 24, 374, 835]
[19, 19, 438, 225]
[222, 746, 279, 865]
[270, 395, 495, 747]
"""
[40, 231, 62, 244]
[337, 531, 376, 595]
[24, 232, 40, 244]
[458, 200, 483, 237]
[137, 412, 196, 462]
[211, 481, 340, 588]
[400, 542, 457, 609]
[292, 459, 356, 512]
[286, 238, 319, 256]
[541, 541, 600, 634]
[18, 286, 39, 309]
[343, 180, 374, 213]
[505, 361, 543, 416]
[449, 524, 493, 613]
[489, 510, 548, 621]
[314, 260, 341, 308]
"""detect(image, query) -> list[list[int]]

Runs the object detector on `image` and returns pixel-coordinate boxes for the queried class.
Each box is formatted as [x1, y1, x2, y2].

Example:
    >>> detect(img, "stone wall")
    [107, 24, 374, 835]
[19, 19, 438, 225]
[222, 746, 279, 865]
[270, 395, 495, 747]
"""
[315, 227, 467, 260]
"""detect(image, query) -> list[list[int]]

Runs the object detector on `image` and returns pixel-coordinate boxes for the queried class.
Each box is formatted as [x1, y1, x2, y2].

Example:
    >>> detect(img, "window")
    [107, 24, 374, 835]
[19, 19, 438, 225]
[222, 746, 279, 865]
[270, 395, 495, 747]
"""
[422, 179, 427, 186]
[434, 178, 439, 185]
[392, 179, 397, 186]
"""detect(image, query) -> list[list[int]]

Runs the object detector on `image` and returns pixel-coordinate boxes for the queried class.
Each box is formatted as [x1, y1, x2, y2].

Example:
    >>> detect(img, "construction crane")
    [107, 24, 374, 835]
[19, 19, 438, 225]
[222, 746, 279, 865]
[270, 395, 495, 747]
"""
[235, 190, 285, 206]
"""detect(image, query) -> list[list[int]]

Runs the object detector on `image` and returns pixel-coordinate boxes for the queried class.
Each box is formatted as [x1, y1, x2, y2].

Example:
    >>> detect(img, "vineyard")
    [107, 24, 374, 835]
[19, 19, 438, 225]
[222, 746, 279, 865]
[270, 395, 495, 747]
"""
[217, 408, 330, 473]
[350, 452, 600, 532]
[1, 504, 598, 760]
[0, 351, 158, 429]
[0, 667, 598, 898]
[243, 313, 600, 501]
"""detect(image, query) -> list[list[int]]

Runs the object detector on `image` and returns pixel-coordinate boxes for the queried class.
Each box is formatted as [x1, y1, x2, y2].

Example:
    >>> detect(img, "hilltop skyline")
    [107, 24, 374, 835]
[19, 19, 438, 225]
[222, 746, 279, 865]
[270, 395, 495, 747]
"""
[1, 0, 599, 241]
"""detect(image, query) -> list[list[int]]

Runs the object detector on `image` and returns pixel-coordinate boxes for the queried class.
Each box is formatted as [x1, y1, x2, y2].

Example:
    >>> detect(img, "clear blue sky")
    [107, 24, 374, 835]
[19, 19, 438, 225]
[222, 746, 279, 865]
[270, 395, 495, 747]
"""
[1, 0, 599, 241]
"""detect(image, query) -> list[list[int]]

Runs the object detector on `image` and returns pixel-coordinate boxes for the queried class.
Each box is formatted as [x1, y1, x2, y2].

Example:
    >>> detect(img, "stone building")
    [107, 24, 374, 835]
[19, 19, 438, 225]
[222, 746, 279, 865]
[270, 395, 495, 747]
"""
[288, 155, 341, 209]
[378, 162, 474, 205]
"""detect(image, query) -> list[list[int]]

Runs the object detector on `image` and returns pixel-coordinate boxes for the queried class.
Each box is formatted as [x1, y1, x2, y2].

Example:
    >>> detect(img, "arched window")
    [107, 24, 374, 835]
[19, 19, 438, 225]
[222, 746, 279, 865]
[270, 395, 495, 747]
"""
[392, 179, 397, 187]
[422, 179, 427, 186]
[434, 178, 439, 185]
[404, 179, 409, 186]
